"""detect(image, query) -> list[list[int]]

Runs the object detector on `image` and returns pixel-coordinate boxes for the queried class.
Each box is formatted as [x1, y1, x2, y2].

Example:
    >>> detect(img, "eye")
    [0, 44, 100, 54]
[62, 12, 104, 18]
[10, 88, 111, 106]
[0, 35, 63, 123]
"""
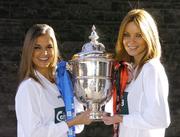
[47, 44, 53, 49]
[136, 33, 142, 38]
[34, 44, 42, 50]
[123, 32, 130, 37]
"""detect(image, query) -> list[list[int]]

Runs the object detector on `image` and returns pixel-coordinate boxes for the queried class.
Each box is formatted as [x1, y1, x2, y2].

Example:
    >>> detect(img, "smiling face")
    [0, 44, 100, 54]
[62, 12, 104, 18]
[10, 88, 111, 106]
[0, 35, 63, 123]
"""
[32, 33, 55, 75]
[123, 21, 147, 65]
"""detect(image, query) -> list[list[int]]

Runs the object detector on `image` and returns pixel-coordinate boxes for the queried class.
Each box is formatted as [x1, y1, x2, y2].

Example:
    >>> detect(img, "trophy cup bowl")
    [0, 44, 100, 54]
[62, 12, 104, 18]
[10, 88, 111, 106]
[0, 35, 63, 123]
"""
[69, 53, 114, 120]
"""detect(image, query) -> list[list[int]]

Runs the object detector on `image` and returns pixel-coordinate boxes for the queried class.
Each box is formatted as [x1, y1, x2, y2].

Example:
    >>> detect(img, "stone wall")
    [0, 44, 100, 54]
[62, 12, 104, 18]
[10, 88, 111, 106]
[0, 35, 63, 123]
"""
[0, 0, 179, 137]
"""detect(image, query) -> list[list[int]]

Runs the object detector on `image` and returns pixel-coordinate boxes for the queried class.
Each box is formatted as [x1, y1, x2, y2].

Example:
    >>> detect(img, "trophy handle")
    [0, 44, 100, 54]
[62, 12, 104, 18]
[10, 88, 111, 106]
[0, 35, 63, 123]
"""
[66, 62, 73, 74]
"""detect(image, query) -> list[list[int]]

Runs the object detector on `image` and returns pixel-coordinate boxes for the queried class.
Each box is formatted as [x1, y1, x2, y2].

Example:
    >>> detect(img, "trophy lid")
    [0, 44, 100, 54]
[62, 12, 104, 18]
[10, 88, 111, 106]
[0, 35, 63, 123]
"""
[81, 25, 105, 53]
[71, 25, 114, 61]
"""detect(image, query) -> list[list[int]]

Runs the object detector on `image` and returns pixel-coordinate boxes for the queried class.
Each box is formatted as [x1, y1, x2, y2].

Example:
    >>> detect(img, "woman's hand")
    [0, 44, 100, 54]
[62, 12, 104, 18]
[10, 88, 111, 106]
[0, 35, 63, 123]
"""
[75, 110, 92, 125]
[102, 114, 123, 125]
[67, 110, 92, 127]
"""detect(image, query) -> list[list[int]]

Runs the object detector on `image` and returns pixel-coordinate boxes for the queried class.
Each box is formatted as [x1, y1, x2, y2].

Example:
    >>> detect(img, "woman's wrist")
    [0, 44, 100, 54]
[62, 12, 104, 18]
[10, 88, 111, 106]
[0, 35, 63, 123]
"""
[66, 115, 83, 127]
[66, 118, 78, 127]
[115, 114, 123, 123]
[66, 120, 72, 127]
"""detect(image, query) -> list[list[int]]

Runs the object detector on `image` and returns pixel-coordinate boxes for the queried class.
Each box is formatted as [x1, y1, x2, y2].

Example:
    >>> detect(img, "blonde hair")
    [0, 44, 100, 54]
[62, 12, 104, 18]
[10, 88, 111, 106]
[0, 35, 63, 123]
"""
[116, 9, 161, 67]
[19, 24, 61, 84]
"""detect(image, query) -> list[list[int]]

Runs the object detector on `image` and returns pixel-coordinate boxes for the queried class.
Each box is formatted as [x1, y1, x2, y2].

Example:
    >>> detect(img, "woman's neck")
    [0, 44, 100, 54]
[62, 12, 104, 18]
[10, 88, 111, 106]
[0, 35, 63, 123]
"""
[37, 69, 55, 83]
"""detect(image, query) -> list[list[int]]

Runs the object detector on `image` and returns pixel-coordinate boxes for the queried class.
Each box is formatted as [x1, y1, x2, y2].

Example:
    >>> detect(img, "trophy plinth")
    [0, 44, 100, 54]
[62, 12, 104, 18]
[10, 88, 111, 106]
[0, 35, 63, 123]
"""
[68, 25, 114, 120]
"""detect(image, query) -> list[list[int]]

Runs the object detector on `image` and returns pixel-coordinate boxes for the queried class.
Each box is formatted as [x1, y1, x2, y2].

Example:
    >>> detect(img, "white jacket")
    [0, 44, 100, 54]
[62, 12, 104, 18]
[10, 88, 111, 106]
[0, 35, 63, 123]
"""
[106, 58, 170, 137]
[15, 71, 84, 137]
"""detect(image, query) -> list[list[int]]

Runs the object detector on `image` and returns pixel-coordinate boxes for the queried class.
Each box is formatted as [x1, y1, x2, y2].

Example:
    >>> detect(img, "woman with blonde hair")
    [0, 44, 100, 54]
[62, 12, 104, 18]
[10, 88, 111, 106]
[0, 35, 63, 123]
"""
[15, 24, 92, 137]
[103, 9, 170, 137]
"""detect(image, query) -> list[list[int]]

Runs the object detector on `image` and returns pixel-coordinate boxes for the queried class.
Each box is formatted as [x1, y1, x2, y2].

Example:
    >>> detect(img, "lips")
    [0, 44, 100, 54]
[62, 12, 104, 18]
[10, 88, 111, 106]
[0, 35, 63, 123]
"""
[128, 45, 138, 50]
[39, 57, 49, 61]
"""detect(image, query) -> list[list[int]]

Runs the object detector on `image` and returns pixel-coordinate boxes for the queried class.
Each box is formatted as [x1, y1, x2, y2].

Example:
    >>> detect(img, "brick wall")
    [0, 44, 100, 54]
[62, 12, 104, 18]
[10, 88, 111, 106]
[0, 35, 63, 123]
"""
[0, 0, 179, 137]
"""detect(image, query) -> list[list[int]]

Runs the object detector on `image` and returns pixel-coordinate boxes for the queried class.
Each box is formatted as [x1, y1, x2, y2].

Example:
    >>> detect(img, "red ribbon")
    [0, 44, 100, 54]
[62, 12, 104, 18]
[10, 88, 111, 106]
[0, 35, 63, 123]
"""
[112, 61, 129, 137]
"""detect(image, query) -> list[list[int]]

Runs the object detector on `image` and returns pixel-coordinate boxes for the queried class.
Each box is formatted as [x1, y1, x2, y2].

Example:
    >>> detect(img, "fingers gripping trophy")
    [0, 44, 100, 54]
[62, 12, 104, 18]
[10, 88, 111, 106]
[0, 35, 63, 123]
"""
[68, 25, 114, 121]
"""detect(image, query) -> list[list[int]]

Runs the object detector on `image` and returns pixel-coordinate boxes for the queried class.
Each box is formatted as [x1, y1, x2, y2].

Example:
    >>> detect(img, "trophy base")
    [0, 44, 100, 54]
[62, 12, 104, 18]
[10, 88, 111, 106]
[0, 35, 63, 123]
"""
[89, 112, 111, 122]
[86, 102, 111, 121]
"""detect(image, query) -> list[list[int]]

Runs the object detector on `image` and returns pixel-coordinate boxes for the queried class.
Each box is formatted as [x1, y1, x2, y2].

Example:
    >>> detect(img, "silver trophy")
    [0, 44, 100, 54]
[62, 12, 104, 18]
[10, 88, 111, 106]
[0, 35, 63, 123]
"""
[68, 25, 114, 120]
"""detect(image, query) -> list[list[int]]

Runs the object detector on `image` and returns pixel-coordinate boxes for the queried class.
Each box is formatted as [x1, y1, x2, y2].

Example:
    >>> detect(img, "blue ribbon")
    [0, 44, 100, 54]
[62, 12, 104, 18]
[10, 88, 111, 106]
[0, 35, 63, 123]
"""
[56, 61, 75, 137]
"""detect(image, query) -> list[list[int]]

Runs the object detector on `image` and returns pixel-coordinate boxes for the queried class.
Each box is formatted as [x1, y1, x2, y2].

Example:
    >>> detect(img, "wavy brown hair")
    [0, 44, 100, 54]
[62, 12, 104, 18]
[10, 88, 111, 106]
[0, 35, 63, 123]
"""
[19, 24, 61, 84]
